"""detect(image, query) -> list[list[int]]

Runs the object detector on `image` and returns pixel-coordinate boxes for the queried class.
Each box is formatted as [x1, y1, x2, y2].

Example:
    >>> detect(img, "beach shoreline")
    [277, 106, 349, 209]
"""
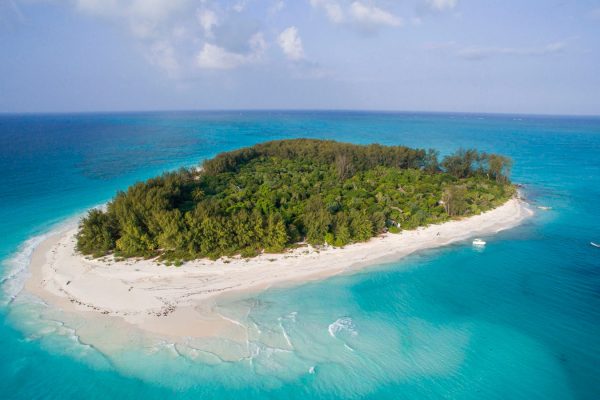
[23, 197, 533, 343]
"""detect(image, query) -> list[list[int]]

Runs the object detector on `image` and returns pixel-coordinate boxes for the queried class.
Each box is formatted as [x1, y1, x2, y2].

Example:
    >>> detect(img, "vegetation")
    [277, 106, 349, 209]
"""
[76, 139, 515, 262]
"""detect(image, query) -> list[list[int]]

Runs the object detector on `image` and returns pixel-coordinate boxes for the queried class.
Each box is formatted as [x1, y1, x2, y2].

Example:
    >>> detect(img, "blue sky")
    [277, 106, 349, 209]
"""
[1, 0, 599, 115]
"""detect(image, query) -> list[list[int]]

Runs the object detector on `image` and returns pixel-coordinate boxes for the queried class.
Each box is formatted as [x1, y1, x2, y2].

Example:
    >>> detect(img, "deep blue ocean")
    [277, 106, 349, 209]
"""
[0, 111, 599, 399]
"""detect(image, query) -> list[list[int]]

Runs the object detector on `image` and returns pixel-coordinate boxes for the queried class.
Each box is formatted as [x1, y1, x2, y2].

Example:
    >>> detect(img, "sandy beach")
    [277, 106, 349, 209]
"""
[24, 198, 533, 342]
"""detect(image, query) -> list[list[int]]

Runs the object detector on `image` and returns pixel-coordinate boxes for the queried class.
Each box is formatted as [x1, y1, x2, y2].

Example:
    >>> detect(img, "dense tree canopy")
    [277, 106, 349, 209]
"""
[77, 139, 515, 263]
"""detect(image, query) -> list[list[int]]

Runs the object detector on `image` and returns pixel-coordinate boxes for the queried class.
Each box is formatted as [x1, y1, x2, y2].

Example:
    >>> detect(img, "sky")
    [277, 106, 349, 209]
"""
[0, 0, 599, 115]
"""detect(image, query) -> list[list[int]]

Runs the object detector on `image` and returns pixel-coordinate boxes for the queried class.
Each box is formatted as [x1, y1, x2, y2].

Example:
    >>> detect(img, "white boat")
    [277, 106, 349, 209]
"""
[472, 238, 486, 247]
[537, 206, 552, 211]
[591, 242, 600, 248]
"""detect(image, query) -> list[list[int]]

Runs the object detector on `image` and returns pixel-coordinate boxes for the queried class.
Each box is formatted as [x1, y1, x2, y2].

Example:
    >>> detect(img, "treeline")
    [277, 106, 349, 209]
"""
[203, 139, 429, 178]
[441, 149, 512, 182]
[203, 139, 511, 182]
[76, 139, 514, 262]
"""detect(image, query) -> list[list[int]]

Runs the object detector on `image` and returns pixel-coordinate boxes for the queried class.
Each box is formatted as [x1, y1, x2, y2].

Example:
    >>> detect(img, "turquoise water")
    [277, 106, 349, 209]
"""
[0, 111, 599, 399]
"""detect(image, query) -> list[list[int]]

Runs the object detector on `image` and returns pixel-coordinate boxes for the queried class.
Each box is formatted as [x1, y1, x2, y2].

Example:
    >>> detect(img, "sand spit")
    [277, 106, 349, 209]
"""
[25, 198, 533, 341]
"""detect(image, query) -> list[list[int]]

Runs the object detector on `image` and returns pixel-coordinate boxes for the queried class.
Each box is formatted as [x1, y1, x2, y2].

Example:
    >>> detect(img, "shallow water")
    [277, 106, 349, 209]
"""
[0, 111, 599, 399]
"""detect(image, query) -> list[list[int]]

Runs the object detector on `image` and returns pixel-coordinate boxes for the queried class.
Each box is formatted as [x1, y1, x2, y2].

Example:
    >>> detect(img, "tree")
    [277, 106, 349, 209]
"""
[265, 213, 288, 252]
[335, 152, 353, 180]
[349, 210, 373, 242]
[116, 218, 155, 257]
[333, 212, 351, 246]
[441, 149, 480, 178]
[487, 154, 512, 183]
[251, 209, 265, 244]
[303, 196, 332, 245]
[76, 209, 117, 257]
[441, 185, 468, 216]
[155, 209, 186, 251]
[191, 187, 205, 202]
[231, 210, 254, 249]
[423, 149, 440, 173]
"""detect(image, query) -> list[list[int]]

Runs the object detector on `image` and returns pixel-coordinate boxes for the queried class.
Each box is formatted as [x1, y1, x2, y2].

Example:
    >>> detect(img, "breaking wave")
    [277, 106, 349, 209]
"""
[327, 317, 358, 339]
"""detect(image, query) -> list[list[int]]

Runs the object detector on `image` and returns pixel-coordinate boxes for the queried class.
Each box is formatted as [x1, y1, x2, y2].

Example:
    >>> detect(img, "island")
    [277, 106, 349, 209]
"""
[77, 139, 515, 262]
[26, 139, 532, 343]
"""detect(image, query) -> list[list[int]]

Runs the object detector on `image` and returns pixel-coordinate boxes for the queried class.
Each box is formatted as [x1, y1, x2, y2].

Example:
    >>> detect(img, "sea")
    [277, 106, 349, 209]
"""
[0, 111, 598, 399]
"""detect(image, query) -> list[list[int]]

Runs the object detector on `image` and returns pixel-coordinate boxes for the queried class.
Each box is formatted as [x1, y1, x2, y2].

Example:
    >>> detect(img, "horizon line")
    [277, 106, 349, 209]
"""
[1, 108, 599, 119]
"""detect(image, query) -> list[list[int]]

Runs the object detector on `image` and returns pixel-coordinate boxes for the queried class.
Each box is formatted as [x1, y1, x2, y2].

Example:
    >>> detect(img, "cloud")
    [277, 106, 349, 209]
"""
[273, 23, 330, 79]
[425, 40, 567, 60]
[196, 44, 248, 69]
[71, 0, 193, 75]
[458, 41, 566, 60]
[196, 32, 266, 69]
[232, 0, 247, 13]
[75, 0, 189, 39]
[269, 0, 286, 15]
[310, 0, 344, 23]
[74, 0, 189, 40]
[27, 0, 335, 79]
[310, 0, 401, 31]
[66, 0, 275, 75]
[425, 0, 458, 12]
[349, 1, 402, 28]
[197, 9, 218, 38]
[147, 40, 180, 77]
[278, 26, 305, 61]
[276, 26, 330, 79]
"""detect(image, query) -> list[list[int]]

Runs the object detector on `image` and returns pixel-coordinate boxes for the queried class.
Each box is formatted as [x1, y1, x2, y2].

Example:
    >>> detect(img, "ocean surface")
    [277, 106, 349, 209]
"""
[0, 111, 599, 399]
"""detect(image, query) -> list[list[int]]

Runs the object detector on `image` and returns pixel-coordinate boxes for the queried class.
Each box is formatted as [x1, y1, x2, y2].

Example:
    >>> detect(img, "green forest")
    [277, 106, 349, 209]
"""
[76, 139, 514, 263]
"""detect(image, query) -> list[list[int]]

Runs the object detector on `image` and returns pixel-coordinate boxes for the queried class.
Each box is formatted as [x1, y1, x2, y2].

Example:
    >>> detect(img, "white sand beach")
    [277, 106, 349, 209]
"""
[25, 198, 533, 342]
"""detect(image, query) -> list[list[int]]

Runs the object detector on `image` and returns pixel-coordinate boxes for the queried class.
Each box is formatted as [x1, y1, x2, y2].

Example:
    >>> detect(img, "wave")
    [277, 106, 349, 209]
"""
[1, 223, 73, 306]
[0, 234, 47, 306]
[327, 317, 358, 339]
[0, 205, 105, 307]
[0, 210, 111, 369]
[287, 311, 297, 322]
[278, 319, 293, 349]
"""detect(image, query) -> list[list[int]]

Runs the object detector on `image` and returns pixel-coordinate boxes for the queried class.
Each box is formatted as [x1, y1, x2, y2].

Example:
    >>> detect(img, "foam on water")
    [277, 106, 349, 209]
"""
[0, 210, 95, 306]
[278, 318, 293, 349]
[1, 233, 51, 306]
[328, 317, 358, 339]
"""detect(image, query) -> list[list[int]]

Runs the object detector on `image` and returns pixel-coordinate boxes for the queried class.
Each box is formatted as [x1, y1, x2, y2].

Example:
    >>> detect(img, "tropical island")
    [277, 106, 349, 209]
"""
[76, 139, 515, 264]
[25, 139, 531, 341]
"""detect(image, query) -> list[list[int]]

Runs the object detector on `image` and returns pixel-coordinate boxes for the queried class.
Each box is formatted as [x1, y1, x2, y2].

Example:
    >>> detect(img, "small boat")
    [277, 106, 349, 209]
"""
[537, 206, 552, 211]
[592, 242, 600, 248]
[472, 238, 486, 247]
